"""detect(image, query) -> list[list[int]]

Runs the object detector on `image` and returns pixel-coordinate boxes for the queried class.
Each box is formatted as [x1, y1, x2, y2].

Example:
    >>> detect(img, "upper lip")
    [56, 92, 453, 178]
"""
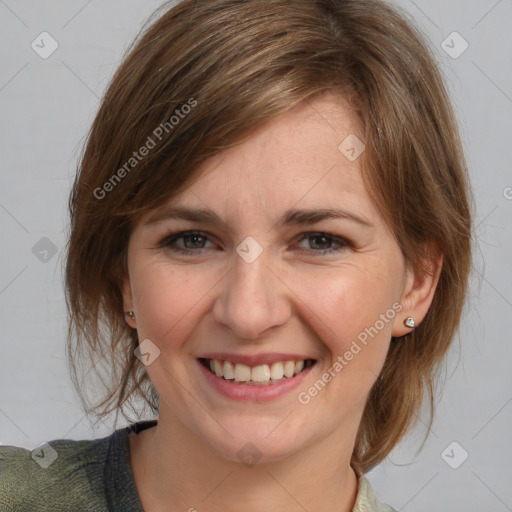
[197, 352, 316, 366]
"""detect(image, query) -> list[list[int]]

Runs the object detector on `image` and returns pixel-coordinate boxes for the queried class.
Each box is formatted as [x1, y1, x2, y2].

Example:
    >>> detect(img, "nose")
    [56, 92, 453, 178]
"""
[211, 250, 292, 340]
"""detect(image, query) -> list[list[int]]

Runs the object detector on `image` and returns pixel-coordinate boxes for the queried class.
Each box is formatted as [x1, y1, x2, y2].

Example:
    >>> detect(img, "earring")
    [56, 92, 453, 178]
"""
[404, 316, 415, 329]
[126, 310, 135, 321]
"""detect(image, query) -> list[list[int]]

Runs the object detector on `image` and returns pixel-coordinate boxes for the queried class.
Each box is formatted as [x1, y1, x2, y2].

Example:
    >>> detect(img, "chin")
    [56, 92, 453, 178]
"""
[197, 416, 309, 466]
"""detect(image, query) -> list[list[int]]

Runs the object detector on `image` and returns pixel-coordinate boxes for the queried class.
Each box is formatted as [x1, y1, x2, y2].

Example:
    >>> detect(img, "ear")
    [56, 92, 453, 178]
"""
[392, 246, 443, 337]
[122, 274, 137, 329]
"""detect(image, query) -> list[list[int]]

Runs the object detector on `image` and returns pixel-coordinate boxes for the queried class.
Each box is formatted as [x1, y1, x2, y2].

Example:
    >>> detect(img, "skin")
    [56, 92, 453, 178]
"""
[123, 92, 442, 511]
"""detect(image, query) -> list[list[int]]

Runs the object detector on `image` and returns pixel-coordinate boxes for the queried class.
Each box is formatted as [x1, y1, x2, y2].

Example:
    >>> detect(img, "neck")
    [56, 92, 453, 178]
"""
[130, 407, 359, 512]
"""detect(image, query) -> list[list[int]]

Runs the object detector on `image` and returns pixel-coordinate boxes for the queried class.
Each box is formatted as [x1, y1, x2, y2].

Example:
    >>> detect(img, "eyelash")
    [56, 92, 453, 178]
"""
[158, 230, 350, 256]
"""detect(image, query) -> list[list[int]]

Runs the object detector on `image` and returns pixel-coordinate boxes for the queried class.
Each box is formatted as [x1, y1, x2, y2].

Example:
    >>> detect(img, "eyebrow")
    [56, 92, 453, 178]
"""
[145, 206, 373, 229]
[279, 208, 373, 228]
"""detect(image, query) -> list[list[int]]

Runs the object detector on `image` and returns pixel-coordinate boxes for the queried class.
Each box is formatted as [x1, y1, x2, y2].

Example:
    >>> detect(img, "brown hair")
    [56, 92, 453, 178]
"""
[65, 0, 472, 474]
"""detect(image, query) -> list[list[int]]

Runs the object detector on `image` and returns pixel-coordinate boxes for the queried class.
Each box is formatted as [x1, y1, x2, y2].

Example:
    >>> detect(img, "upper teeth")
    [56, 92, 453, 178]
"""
[208, 359, 307, 384]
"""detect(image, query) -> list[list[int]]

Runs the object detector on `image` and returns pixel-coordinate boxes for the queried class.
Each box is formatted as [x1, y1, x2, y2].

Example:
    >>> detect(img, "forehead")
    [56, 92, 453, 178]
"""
[142, 93, 383, 227]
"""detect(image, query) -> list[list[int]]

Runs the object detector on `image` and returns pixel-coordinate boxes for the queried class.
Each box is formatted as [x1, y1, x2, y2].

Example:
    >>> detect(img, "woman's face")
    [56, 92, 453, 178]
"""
[123, 93, 421, 464]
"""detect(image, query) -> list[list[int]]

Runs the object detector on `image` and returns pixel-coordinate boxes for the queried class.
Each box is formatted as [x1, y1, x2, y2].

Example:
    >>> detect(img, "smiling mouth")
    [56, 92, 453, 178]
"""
[199, 358, 316, 386]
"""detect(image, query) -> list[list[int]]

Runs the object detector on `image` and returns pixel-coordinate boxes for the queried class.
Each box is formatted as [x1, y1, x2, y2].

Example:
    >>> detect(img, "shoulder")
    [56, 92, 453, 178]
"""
[353, 476, 397, 512]
[0, 435, 110, 511]
[0, 421, 155, 512]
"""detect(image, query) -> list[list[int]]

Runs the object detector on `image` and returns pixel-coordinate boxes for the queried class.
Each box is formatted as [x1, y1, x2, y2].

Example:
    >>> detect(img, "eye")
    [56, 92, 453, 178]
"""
[159, 230, 216, 255]
[293, 232, 350, 255]
[158, 230, 350, 257]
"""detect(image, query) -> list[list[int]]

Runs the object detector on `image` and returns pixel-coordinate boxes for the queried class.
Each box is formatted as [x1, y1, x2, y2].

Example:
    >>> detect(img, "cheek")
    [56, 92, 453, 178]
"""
[130, 260, 219, 351]
[290, 266, 401, 417]
[292, 260, 401, 364]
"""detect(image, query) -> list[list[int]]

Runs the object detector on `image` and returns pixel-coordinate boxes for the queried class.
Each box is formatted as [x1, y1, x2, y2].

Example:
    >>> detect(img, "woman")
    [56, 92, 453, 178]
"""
[0, 0, 472, 510]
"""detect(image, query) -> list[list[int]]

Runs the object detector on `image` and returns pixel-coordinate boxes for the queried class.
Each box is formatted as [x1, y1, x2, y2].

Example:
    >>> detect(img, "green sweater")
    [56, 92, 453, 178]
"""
[0, 420, 155, 511]
[0, 419, 396, 511]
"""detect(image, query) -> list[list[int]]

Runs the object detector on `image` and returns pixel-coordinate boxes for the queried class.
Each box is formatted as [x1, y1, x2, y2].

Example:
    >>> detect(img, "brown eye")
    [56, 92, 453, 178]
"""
[308, 234, 333, 250]
[294, 232, 349, 255]
[181, 234, 207, 249]
[160, 231, 216, 254]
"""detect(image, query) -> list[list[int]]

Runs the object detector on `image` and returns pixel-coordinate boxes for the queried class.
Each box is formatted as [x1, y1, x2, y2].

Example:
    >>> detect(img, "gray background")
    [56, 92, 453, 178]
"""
[1, 1, 511, 510]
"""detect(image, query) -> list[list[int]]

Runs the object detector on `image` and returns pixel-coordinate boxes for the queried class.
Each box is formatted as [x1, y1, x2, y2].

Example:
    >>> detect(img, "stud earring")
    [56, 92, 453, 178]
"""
[404, 316, 415, 329]
[126, 310, 135, 321]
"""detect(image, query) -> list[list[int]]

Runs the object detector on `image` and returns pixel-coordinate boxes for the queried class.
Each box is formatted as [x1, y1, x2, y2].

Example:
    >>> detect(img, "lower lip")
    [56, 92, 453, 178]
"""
[197, 360, 315, 402]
